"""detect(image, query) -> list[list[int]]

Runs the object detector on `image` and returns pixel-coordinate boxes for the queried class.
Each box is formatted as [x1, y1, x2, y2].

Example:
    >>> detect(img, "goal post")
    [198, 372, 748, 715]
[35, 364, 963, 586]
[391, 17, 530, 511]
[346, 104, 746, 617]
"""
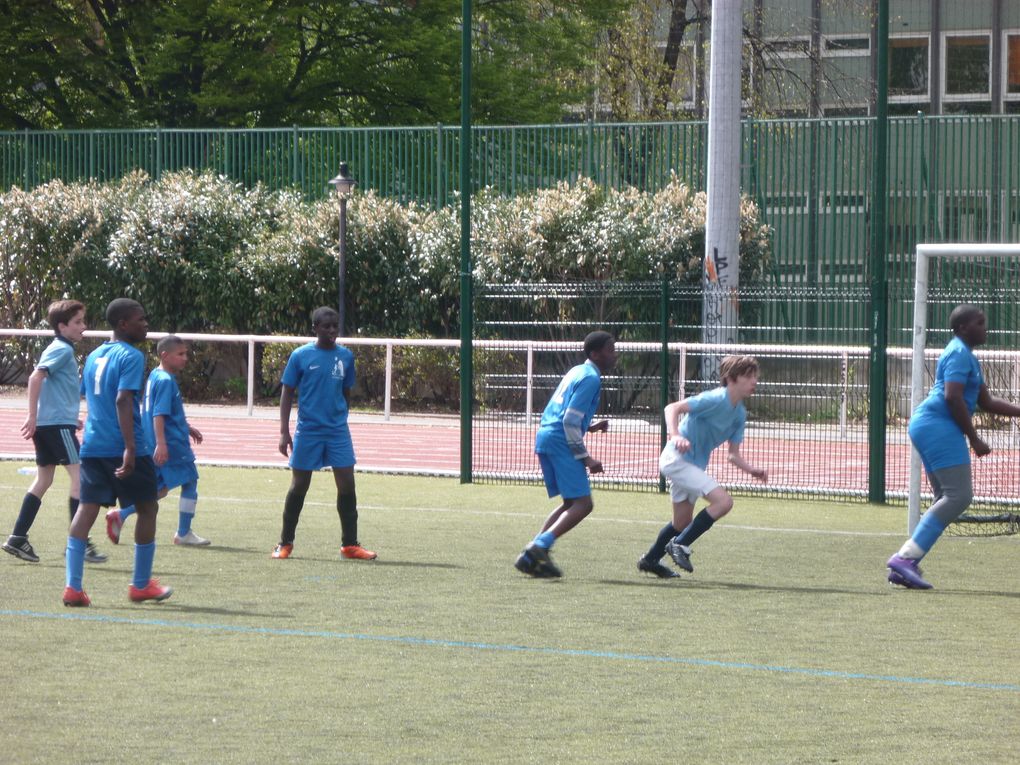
[908, 243, 1020, 533]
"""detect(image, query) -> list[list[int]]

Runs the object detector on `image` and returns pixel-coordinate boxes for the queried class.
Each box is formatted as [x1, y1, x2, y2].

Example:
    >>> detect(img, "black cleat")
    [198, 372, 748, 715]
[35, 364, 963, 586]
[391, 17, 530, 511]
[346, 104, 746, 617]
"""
[3, 535, 39, 563]
[523, 543, 562, 578]
[665, 539, 694, 573]
[638, 555, 679, 579]
[84, 538, 108, 564]
[515, 549, 537, 575]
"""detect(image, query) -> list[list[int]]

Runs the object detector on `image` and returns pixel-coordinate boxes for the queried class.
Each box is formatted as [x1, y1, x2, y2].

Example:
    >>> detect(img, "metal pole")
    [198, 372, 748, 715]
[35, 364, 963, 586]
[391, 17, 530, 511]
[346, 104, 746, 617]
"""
[338, 196, 347, 337]
[459, 0, 474, 483]
[867, 0, 890, 504]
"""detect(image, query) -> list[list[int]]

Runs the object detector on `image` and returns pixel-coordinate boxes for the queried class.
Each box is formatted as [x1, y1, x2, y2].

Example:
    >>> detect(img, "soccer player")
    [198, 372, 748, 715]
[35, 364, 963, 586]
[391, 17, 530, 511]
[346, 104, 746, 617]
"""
[105, 335, 209, 547]
[514, 330, 616, 578]
[3, 300, 107, 565]
[638, 355, 768, 578]
[886, 304, 1020, 589]
[62, 298, 172, 606]
[272, 306, 376, 561]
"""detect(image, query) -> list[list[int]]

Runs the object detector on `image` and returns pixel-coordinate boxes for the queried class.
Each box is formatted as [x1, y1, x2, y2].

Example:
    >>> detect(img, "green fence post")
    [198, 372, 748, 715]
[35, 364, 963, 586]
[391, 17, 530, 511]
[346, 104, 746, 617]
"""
[459, 0, 473, 484]
[22, 128, 28, 189]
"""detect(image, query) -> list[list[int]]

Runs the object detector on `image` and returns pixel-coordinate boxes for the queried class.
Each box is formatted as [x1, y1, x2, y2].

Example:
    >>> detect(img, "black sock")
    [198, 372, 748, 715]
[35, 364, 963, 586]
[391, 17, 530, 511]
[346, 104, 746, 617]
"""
[280, 488, 306, 545]
[12, 493, 43, 538]
[645, 522, 681, 562]
[338, 492, 358, 547]
[69, 496, 80, 524]
[674, 509, 716, 547]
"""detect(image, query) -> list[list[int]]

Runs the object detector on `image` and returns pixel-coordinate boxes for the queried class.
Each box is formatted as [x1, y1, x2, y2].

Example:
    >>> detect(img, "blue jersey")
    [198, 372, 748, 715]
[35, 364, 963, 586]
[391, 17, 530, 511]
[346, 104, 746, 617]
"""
[909, 336, 983, 470]
[678, 386, 747, 470]
[281, 343, 356, 434]
[35, 336, 80, 426]
[80, 341, 152, 458]
[144, 368, 194, 465]
[535, 360, 602, 459]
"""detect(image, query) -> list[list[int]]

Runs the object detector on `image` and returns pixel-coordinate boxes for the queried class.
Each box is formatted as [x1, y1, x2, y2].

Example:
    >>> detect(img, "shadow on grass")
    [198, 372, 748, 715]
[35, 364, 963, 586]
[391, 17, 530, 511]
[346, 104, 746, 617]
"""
[106, 603, 294, 619]
[601, 577, 1020, 599]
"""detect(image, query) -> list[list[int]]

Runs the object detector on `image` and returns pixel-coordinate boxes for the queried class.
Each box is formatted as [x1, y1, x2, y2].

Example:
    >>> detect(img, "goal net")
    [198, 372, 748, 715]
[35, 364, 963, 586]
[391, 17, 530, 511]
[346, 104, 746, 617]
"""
[909, 243, 1020, 536]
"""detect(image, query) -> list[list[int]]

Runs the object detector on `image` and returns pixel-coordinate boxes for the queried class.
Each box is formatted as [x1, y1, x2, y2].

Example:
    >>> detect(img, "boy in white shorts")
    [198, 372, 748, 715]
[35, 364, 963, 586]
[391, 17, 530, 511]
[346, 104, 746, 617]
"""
[638, 355, 768, 578]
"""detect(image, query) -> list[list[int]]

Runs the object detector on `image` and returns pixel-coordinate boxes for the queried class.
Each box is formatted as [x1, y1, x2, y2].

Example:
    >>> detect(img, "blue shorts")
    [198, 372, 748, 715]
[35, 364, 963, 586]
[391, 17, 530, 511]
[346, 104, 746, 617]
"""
[157, 461, 199, 493]
[537, 444, 590, 500]
[290, 427, 356, 471]
[80, 456, 159, 507]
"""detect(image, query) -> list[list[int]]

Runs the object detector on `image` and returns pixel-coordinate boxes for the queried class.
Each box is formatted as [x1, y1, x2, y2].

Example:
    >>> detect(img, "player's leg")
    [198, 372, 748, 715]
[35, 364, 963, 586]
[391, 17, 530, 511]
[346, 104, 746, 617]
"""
[3, 464, 56, 563]
[887, 464, 971, 589]
[639, 497, 694, 578]
[170, 462, 208, 545]
[124, 457, 171, 602]
[333, 467, 375, 559]
[273, 469, 312, 558]
[64, 461, 107, 564]
[63, 457, 112, 606]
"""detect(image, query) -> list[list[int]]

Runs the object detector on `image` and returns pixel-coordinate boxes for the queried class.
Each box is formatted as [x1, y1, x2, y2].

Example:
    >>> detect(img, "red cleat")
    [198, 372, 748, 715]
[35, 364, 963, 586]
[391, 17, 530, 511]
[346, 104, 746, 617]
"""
[105, 509, 123, 545]
[128, 578, 173, 603]
[271, 543, 293, 559]
[340, 545, 378, 560]
[62, 586, 91, 607]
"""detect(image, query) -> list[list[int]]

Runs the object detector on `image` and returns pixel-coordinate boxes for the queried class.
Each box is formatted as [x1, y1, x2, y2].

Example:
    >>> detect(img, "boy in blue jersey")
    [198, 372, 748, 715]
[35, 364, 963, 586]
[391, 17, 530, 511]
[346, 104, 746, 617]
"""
[105, 335, 209, 547]
[887, 305, 1020, 589]
[272, 307, 376, 561]
[62, 298, 172, 606]
[639, 355, 768, 578]
[3, 300, 107, 564]
[514, 331, 616, 578]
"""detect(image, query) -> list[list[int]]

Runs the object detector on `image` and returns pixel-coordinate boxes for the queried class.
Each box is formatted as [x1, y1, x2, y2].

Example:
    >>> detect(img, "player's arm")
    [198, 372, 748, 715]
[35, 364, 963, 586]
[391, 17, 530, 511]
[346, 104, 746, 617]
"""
[944, 381, 988, 456]
[153, 414, 169, 466]
[188, 422, 203, 444]
[19, 367, 47, 439]
[664, 399, 692, 451]
[561, 381, 603, 473]
[114, 389, 137, 478]
[279, 384, 295, 456]
[976, 384, 1020, 418]
[727, 441, 767, 482]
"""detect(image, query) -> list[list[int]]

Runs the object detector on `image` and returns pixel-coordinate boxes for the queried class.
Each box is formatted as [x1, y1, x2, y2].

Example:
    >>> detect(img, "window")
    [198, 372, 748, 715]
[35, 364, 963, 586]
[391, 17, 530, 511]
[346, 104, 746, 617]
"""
[889, 36, 929, 99]
[767, 38, 810, 59]
[1005, 32, 1020, 98]
[944, 34, 990, 99]
[823, 36, 870, 57]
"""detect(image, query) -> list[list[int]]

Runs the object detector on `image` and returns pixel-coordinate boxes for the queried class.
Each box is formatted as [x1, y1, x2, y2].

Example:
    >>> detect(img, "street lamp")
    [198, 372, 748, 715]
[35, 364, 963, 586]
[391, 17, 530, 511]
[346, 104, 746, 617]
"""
[327, 162, 357, 336]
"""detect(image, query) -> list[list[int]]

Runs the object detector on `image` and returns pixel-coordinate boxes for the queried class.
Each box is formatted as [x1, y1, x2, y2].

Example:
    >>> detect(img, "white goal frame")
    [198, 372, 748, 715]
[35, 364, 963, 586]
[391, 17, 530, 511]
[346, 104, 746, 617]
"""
[908, 243, 1020, 532]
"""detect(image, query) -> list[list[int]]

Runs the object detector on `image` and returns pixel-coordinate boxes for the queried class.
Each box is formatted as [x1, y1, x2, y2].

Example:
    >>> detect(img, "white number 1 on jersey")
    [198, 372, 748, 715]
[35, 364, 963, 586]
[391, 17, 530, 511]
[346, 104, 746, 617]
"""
[93, 356, 110, 396]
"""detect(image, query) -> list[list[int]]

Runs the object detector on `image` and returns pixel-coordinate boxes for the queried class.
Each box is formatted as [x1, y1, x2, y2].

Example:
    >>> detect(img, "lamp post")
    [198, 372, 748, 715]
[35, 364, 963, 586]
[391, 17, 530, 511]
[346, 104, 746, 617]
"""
[328, 163, 357, 336]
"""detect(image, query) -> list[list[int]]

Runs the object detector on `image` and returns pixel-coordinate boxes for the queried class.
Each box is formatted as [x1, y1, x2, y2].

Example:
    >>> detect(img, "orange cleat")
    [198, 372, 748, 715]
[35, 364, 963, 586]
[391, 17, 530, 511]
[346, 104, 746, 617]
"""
[271, 543, 293, 559]
[128, 578, 173, 603]
[105, 509, 123, 545]
[62, 586, 91, 607]
[340, 545, 378, 560]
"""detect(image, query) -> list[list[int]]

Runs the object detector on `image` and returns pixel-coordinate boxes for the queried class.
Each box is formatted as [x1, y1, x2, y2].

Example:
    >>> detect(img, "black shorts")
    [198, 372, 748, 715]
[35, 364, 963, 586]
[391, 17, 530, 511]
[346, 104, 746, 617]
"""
[80, 456, 159, 508]
[32, 425, 80, 466]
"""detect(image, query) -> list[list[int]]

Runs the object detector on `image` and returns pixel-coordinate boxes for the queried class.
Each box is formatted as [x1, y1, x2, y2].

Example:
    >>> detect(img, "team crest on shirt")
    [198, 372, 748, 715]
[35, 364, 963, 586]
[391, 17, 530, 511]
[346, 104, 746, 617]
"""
[332, 357, 345, 380]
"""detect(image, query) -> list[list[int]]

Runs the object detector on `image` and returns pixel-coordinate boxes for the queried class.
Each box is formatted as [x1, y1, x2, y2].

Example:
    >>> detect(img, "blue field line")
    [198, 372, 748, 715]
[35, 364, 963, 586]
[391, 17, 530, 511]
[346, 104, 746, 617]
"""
[3, 608, 1018, 693]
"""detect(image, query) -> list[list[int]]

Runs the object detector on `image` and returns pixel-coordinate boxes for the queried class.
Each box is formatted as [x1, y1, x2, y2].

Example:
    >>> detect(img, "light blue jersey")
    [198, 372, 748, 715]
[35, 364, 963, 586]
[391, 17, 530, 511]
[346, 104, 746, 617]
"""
[80, 341, 152, 458]
[282, 343, 356, 435]
[535, 360, 602, 459]
[144, 368, 194, 465]
[35, 336, 80, 426]
[908, 336, 983, 471]
[678, 386, 746, 470]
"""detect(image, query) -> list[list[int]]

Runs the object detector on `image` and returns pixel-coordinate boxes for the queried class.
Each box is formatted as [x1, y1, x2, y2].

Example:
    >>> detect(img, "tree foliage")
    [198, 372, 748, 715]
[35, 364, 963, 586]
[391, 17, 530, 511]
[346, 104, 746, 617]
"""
[0, 0, 627, 129]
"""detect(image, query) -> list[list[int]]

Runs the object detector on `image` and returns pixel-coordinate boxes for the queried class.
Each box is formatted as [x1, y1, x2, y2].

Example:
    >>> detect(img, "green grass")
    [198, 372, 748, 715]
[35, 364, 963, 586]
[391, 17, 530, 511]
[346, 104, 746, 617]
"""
[1, 463, 1018, 764]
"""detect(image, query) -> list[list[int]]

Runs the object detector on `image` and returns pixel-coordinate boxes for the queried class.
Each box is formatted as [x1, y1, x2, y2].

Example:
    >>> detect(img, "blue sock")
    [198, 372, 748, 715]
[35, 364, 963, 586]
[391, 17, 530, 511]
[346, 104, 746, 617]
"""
[119, 505, 136, 522]
[177, 511, 193, 537]
[911, 513, 948, 556]
[65, 537, 86, 591]
[132, 542, 156, 589]
[532, 530, 557, 549]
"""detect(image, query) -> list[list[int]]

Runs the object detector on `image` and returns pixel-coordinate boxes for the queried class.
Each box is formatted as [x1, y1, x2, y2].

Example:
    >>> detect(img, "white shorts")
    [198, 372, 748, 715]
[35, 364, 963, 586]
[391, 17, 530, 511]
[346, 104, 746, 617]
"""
[659, 443, 719, 504]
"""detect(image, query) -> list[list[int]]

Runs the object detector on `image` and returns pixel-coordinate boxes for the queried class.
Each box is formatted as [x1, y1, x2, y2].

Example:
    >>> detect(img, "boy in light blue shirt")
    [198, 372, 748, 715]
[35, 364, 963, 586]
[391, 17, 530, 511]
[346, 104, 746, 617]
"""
[3, 300, 107, 565]
[639, 355, 768, 578]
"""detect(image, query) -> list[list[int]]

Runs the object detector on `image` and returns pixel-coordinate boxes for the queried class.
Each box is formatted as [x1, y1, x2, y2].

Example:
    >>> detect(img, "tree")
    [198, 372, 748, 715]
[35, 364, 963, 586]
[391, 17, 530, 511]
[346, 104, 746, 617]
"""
[0, 0, 627, 130]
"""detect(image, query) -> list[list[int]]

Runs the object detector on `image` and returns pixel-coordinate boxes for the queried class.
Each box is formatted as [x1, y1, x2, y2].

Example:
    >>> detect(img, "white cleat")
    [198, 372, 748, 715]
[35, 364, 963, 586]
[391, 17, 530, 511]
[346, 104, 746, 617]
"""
[173, 530, 211, 546]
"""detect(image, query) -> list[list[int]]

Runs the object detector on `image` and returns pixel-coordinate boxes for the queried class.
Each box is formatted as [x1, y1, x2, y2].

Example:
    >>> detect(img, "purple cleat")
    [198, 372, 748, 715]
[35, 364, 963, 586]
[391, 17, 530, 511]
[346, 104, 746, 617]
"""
[886, 555, 933, 589]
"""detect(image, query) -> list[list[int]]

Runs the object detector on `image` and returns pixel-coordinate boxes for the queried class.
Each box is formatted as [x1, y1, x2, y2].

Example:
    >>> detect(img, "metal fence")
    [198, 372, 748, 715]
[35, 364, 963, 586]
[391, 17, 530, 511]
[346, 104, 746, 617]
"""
[4, 116, 1020, 344]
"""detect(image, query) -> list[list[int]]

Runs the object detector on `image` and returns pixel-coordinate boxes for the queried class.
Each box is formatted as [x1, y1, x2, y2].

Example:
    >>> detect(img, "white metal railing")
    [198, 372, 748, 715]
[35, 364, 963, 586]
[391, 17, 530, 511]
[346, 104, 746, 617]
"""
[3, 329, 1019, 432]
